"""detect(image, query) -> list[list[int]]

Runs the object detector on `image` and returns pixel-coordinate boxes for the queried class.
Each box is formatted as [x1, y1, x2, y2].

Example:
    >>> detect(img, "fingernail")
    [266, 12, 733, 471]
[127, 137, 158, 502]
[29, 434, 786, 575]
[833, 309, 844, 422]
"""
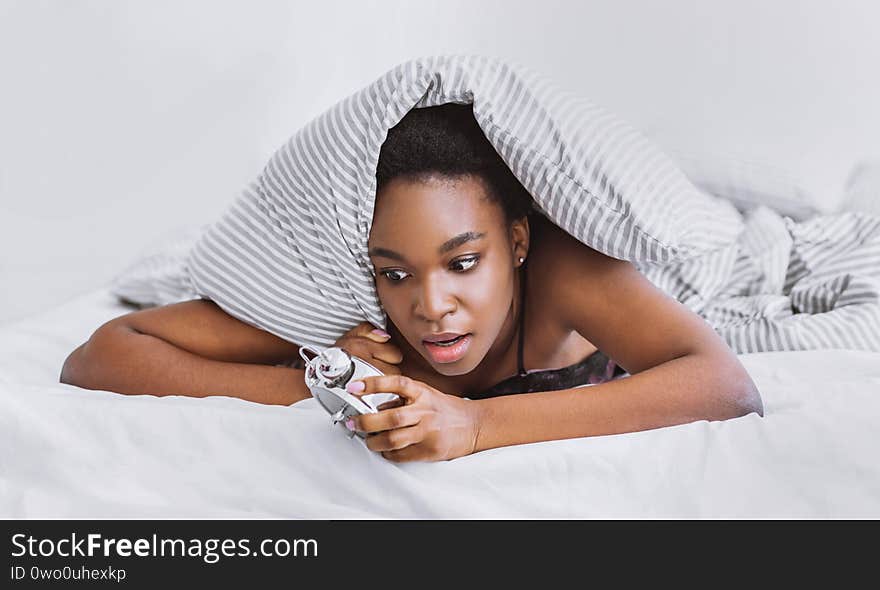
[345, 418, 356, 432]
[346, 380, 365, 393]
[371, 329, 390, 338]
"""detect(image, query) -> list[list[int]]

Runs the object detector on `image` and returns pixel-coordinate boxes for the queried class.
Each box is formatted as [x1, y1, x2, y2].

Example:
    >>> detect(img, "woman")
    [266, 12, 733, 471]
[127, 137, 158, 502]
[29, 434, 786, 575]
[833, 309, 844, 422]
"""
[61, 104, 763, 462]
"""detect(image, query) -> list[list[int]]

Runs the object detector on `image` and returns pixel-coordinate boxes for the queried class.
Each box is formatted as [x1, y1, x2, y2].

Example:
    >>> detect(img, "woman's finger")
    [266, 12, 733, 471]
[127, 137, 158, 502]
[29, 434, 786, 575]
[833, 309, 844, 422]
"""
[381, 445, 424, 463]
[365, 330, 391, 343]
[368, 361, 402, 376]
[338, 340, 400, 374]
[369, 342, 403, 365]
[355, 405, 420, 435]
[363, 424, 422, 453]
[348, 374, 423, 403]
[376, 398, 406, 411]
[354, 321, 391, 343]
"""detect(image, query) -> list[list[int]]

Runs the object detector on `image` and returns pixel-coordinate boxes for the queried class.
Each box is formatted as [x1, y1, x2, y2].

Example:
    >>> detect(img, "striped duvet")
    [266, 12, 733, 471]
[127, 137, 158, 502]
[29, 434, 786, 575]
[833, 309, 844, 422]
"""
[637, 206, 880, 352]
[111, 56, 880, 354]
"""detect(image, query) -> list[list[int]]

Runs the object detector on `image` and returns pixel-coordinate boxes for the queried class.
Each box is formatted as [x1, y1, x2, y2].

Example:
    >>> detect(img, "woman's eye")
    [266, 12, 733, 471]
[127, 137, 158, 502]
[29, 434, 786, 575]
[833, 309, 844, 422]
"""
[380, 256, 478, 283]
[381, 269, 410, 283]
[451, 256, 479, 272]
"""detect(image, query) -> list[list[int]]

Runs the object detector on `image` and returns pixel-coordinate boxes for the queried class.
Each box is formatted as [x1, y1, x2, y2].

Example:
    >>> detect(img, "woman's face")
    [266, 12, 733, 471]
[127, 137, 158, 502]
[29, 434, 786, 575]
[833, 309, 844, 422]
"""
[368, 174, 528, 377]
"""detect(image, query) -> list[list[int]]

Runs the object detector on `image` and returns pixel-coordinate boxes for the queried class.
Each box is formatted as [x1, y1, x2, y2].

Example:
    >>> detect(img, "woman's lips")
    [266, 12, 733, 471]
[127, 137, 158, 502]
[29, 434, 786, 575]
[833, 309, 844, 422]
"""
[422, 334, 472, 364]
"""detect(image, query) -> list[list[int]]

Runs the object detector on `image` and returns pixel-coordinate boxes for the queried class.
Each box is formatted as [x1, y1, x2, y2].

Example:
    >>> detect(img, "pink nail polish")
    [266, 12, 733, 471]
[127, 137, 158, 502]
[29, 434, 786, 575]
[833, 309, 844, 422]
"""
[371, 329, 390, 338]
[346, 380, 365, 393]
[345, 419, 356, 431]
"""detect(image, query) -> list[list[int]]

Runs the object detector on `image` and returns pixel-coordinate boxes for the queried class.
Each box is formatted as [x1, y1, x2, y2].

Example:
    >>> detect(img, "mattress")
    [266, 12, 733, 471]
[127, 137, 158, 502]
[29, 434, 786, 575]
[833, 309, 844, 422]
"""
[2, 286, 879, 518]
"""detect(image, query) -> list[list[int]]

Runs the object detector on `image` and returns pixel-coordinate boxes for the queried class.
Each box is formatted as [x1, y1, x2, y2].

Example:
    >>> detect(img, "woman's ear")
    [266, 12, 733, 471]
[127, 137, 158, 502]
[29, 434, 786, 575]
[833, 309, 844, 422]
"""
[510, 215, 530, 267]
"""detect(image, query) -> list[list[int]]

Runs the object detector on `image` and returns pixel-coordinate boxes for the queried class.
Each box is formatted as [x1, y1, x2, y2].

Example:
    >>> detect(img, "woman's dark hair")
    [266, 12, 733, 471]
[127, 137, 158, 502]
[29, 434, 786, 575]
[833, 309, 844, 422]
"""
[375, 103, 534, 225]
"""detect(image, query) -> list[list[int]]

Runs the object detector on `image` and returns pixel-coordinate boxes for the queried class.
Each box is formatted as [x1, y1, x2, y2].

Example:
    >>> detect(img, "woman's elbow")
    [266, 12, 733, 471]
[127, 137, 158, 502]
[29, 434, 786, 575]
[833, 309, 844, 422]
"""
[60, 323, 119, 389]
[720, 372, 764, 419]
[700, 357, 764, 421]
[733, 382, 764, 418]
[60, 342, 90, 387]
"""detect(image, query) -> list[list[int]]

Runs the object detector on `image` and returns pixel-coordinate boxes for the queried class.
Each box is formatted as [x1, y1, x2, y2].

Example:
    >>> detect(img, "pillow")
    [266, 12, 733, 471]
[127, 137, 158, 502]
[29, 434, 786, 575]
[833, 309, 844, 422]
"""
[839, 160, 880, 217]
[175, 55, 744, 348]
[666, 149, 823, 222]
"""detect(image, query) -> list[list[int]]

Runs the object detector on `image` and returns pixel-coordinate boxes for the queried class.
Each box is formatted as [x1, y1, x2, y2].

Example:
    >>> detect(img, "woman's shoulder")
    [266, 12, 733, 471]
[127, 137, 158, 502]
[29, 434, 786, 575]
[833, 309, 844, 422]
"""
[527, 214, 620, 328]
[528, 214, 610, 280]
[525, 214, 605, 360]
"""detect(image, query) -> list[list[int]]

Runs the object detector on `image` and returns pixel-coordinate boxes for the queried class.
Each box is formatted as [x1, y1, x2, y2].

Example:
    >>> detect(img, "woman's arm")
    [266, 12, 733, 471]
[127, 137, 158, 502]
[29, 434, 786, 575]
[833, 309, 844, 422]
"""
[472, 351, 759, 452]
[473, 235, 763, 452]
[349, 344, 761, 460]
[60, 300, 311, 405]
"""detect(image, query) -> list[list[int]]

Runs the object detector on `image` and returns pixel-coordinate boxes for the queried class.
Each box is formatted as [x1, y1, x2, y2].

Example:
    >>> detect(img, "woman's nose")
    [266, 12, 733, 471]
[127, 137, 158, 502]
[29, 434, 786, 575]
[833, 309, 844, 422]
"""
[414, 276, 456, 322]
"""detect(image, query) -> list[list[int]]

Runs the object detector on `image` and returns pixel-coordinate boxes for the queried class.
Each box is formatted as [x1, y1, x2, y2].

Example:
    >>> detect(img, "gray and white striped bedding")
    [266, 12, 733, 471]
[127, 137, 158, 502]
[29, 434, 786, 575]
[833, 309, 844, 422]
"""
[111, 55, 880, 355]
[636, 206, 880, 353]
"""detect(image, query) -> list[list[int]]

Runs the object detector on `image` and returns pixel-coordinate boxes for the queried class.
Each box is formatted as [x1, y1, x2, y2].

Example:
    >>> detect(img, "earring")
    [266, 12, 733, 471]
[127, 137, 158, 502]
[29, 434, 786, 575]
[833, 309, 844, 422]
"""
[518, 257, 525, 265]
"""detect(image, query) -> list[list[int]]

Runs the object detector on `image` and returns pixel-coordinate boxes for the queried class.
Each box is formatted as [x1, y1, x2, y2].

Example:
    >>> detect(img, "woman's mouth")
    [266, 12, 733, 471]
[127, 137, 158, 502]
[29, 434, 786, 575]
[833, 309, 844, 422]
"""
[422, 334, 473, 364]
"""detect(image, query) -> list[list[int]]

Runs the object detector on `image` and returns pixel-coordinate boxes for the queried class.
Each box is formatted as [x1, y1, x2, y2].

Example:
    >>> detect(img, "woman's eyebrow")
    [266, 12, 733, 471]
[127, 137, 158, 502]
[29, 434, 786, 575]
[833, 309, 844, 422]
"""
[369, 231, 486, 261]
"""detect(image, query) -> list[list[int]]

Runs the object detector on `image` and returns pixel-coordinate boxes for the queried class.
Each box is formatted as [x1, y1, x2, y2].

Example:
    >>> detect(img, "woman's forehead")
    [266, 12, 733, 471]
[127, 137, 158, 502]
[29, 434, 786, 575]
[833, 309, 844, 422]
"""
[369, 176, 506, 248]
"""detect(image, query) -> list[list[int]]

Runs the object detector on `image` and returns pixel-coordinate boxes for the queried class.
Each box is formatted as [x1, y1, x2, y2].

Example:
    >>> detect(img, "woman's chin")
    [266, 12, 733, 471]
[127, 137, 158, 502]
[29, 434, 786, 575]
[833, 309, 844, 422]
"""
[424, 350, 485, 377]
[429, 360, 475, 377]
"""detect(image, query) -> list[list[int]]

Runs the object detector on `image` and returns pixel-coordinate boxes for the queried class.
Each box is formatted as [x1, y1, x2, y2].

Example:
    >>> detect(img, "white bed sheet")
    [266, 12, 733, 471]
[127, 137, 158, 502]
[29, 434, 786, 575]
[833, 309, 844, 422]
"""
[1, 287, 879, 518]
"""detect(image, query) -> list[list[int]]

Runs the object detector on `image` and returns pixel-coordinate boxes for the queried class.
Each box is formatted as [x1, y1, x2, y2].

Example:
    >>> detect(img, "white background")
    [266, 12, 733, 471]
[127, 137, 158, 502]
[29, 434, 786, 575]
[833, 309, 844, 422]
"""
[1, 0, 879, 324]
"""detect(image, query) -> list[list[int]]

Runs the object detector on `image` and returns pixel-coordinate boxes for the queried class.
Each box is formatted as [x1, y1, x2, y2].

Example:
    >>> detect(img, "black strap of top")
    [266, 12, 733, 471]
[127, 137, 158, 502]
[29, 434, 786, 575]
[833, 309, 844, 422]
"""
[517, 261, 527, 377]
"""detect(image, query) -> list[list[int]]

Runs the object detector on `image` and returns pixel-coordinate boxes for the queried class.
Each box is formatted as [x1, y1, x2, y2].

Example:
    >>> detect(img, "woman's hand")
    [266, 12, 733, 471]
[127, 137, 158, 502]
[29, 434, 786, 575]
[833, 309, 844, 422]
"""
[346, 375, 483, 463]
[333, 321, 403, 376]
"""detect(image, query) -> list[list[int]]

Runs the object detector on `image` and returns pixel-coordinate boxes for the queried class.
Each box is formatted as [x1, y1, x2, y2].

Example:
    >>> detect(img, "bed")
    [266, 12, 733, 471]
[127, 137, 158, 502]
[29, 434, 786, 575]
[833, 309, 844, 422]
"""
[5, 54, 880, 519]
[2, 285, 879, 518]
